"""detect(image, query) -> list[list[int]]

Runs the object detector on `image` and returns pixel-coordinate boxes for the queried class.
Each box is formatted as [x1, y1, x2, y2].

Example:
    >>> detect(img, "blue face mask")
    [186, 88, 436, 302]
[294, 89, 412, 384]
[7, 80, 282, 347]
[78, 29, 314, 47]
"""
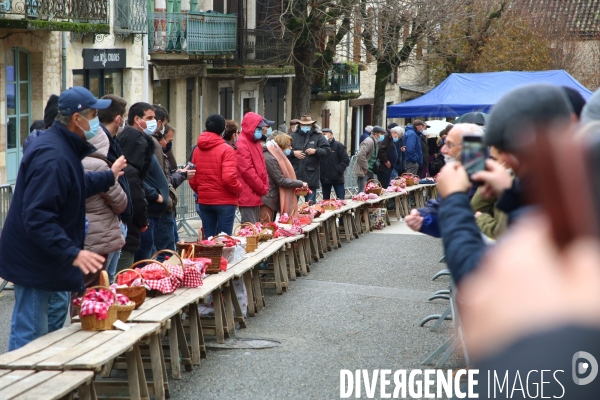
[284, 149, 291, 156]
[80, 115, 100, 141]
[378, 135, 385, 142]
[254, 128, 263, 140]
[300, 126, 311, 133]
[393, 137, 399, 142]
[266, 127, 272, 136]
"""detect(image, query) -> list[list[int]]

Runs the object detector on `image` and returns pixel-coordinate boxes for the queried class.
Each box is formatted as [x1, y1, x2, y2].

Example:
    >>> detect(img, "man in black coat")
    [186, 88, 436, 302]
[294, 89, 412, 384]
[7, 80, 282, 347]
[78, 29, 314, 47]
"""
[116, 102, 156, 270]
[320, 128, 350, 199]
[376, 128, 399, 188]
[288, 115, 330, 203]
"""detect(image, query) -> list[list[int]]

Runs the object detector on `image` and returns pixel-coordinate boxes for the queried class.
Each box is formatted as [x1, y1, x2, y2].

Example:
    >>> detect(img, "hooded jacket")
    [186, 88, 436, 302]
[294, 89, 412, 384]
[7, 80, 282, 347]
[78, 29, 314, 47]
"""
[0, 122, 114, 292]
[189, 131, 243, 205]
[117, 126, 154, 252]
[288, 125, 331, 188]
[82, 130, 127, 255]
[236, 112, 270, 206]
[320, 137, 350, 184]
[404, 125, 423, 165]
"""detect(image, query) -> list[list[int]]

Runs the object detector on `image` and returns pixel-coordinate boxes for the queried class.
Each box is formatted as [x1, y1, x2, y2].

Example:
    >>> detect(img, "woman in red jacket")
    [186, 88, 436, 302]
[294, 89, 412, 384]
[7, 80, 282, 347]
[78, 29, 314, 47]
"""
[189, 114, 243, 237]
[236, 112, 270, 223]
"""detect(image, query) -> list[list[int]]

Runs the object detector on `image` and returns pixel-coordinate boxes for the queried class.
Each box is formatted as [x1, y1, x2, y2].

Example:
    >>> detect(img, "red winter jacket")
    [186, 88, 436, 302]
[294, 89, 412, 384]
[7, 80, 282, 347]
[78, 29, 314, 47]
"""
[236, 112, 269, 206]
[189, 131, 242, 205]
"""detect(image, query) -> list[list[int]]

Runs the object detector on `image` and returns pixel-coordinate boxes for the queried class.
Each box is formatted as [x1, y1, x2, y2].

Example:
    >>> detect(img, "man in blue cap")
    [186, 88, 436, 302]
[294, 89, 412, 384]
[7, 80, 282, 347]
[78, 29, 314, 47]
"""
[0, 86, 127, 350]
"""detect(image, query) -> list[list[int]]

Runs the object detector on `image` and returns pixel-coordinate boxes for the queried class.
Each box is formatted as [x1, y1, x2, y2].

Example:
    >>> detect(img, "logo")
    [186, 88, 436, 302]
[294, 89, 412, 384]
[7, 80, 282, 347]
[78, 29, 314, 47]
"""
[572, 351, 598, 385]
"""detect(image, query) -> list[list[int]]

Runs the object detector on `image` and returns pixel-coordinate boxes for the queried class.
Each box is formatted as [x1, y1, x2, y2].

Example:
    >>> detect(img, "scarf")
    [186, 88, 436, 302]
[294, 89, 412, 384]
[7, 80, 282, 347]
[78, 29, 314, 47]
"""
[266, 140, 299, 217]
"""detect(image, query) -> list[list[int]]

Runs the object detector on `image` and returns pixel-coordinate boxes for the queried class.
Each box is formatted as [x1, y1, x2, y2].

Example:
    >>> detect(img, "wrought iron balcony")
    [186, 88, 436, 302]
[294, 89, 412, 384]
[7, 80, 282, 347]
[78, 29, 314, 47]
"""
[0, 0, 109, 32]
[148, 11, 237, 56]
[114, 0, 147, 35]
[312, 62, 361, 96]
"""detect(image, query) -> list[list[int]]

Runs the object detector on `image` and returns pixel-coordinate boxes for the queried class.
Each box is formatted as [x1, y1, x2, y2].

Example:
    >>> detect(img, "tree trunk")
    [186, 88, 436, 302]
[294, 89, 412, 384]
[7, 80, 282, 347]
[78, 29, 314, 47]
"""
[372, 60, 393, 127]
[291, 64, 314, 119]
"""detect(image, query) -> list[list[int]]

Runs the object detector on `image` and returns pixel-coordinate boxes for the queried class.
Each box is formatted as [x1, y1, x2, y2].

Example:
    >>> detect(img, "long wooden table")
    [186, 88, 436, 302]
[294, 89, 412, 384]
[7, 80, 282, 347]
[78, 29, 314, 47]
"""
[0, 369, 95, 400]
[0, 323, 164, 400]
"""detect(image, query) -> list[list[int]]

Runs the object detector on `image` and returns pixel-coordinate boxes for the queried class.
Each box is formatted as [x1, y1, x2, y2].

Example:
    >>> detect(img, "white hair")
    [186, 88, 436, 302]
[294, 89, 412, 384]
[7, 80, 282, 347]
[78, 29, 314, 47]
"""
[452, 123, 484, 137]
[391, 126, 404, 135]
[365, 125, 373, 132]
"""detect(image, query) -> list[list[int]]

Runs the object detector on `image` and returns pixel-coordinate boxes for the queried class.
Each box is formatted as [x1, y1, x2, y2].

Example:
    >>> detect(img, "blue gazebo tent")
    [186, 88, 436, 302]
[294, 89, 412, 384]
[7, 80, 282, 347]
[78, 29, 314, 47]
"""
[386, 70, 593, 118]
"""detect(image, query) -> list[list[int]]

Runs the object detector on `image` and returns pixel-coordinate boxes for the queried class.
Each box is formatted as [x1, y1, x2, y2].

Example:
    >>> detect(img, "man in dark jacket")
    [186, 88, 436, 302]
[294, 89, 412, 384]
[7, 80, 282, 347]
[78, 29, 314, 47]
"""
[320, 128, 350, 199]
[0, 87, 126, 350]
[288, 115, 330, 203]
[376, 128, 399, 188]
[404, 121, 425, 174]
[116, 102, 157, 269]
[388, 124, 404, 179]
[359, 125, 373, 144]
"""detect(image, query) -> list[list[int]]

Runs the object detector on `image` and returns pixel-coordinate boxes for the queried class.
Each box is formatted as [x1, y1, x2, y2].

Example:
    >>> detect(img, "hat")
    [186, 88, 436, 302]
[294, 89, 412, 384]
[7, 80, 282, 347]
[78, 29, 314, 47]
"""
[322, 128, 333, 134]
[258, 117, 275, 128]
[58, 87, 111, 116]
[43, 94, 59, 128]
[561, 86, 586, 119]
[372, 125, 386, 134]
[365, 125, 373, 132]
[413, 120, 431, 128]
[205, 114, 226, 134]
[485, 84, 573, 152]
[299, 115, 316, 125]
[387, 122, 398, 130]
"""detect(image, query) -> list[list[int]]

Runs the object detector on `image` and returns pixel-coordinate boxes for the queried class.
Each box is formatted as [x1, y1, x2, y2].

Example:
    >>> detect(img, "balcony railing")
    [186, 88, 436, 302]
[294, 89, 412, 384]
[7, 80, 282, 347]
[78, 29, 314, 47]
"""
[312, 63, 361, 94]
[212, 28, 292, 67]
[0, 0, 109, 30]
[114, 0, 147, 34]
[148, 11, 237, 56]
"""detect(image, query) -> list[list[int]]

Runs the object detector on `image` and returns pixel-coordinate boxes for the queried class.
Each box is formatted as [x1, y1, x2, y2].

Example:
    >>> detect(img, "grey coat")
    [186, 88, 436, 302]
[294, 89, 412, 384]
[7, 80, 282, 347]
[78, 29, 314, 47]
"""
[82, 129, 128, 255]
[353, 134, 377, 177]
[261, 147, 303, 212]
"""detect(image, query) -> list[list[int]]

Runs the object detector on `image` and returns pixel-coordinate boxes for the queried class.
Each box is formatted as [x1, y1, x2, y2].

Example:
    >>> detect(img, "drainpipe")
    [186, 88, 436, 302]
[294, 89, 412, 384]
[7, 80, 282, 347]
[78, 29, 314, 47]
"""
[61, 32, 67, 91]
[143, 34, 149, 103]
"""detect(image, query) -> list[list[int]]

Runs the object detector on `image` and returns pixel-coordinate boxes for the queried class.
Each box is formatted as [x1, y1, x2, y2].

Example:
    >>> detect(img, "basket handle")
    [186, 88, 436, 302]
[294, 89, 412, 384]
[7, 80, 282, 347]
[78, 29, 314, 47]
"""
[260, 213, 272, 224]
[151, 249, 185, 270]
[114, 268, 145, 284]
[131, 259, 171, 277]
[234, 222, 258, 236]
[84, 285, 117, 303]
[366, 178, 382, 187]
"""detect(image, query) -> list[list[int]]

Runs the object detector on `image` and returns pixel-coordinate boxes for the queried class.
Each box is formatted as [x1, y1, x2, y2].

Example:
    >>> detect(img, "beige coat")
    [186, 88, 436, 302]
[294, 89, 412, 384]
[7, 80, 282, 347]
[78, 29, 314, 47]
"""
[353, 134, 376, 177]
[82, 130, 127, 255]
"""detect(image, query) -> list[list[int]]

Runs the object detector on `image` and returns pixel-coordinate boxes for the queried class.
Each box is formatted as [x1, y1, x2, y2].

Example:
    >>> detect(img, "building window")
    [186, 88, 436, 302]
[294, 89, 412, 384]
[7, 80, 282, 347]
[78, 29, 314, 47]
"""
[73, 69, 124, 97]
[153, 80, 170, 110]
[321, 109, 330, 129]
[219, 87, 233, 120]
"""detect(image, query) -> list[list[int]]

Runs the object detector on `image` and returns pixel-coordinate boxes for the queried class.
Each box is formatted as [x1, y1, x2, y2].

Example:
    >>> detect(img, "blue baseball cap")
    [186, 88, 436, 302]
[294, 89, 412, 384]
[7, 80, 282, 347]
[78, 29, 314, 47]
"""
[258, 118, 275, 127]
[58, 86, 112, 115]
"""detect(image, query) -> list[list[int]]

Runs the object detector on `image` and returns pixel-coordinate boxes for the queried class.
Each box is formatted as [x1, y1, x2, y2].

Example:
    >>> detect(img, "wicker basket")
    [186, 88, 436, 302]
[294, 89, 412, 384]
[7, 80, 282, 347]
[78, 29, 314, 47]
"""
[296, 189, 308, 197]
[77, 286, 118, 331]
[234, 223, 259, 253]
[259, 215, 277, 238]
[177, 243, 224, 274]
[114, 269, 146, 309]
[213, 234, 242, 261]
[401, 173, 415, 187]
[131, 259, 172, 296]
[115, 302, 136, 322]
[365, 179, 384, 195]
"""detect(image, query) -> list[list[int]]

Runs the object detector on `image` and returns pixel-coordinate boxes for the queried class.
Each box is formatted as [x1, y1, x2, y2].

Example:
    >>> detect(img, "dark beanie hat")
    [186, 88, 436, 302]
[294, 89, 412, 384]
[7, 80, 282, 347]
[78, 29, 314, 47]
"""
[205, 114, 226, 134]
[485, 84, 573, 152]
[43, 94, 59, 128]
[561, 86, 586, 118]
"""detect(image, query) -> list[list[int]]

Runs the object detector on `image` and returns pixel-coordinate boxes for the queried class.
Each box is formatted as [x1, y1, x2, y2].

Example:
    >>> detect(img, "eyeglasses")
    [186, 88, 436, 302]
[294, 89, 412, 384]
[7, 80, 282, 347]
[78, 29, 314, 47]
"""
[443, 141, 462, 149]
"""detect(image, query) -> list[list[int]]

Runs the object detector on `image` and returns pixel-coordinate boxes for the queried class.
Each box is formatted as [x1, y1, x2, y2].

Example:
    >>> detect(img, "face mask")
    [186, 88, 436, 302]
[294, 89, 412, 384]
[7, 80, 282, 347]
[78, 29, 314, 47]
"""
[266, 127, 272, 136]
[254, 128, 263, 140]
[163, 141, 172, 154]
[444, 154, 457, 163]
[378, 135, 384, 142]
[393, 137, 399, 142]
[284, 149, 291, 156]
[142, 119, 157, 135]
[79, 115, 100, 141]
[300, 126, 311, 133]
[160, 126, 165, 135]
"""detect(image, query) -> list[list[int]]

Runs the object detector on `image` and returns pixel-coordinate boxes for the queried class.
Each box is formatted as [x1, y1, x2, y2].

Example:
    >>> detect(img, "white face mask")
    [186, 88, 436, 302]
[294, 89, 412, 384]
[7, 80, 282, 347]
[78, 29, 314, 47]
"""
[444, 154, 457, 163]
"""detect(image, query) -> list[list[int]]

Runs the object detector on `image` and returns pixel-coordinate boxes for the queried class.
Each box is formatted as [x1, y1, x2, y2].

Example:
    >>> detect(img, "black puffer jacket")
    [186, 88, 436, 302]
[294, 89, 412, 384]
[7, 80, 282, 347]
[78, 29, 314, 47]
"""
[288, 127, 330, 188]
[117, 126, 155, 252]
[320, 138, 350, 184]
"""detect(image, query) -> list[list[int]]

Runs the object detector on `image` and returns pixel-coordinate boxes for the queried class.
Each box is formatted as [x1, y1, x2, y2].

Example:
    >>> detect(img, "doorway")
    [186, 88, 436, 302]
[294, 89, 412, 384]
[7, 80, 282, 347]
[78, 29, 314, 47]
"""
[5, 48, 31, 184]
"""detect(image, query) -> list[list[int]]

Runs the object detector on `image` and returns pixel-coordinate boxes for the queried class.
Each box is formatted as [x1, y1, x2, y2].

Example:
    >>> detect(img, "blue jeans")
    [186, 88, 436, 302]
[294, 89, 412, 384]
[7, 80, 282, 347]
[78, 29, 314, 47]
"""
[105, 250, 120, 284]
[321, 183, 345, 200]
[135, 213, 175, 262]
[9, 285, 69, 351]
[173, 216, 179, 243]
[390, 168, 399, 180]
[198, 204, 236, 238]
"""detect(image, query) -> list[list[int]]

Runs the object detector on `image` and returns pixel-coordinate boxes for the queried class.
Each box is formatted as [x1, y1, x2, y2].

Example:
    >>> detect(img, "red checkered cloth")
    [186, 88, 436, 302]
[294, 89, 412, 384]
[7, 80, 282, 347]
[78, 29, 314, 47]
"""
[181, 258, 207, 288]
[137, 264, 179, 294]
[73, 288, 115, 320]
